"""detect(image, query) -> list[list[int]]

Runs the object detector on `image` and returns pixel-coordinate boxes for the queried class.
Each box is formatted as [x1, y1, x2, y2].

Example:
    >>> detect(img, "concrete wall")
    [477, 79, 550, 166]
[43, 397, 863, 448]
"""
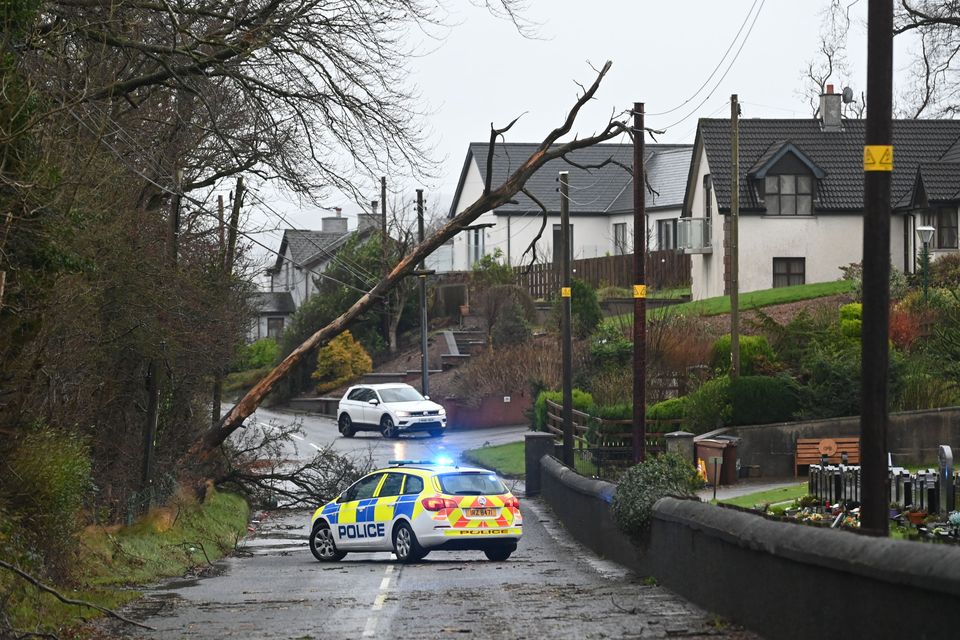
[532, 450, 960, 638]
[702, 406, 960, 477]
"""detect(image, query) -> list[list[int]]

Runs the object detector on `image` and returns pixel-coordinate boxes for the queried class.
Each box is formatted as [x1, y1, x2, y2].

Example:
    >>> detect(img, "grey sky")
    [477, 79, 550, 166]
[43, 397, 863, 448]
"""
[247, 0, 919, 273]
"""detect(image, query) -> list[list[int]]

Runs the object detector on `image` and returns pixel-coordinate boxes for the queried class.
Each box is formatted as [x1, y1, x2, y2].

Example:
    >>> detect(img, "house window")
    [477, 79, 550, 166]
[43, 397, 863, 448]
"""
[468, 228, 484, 267]
[764, 174, 813, 215]
[613, 223, 628, 255]
[267, 317, 284, 340]
[703, 174, 713, 217]
[936, 209, 958, 249]
[657, 219, 678, 250]
[552, 223, 573, 265]
[773, 258, 805, 287]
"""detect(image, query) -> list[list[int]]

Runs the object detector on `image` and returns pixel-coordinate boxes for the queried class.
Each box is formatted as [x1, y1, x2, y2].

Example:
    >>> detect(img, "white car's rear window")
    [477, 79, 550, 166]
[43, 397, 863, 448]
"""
[438, 472, 506, 496]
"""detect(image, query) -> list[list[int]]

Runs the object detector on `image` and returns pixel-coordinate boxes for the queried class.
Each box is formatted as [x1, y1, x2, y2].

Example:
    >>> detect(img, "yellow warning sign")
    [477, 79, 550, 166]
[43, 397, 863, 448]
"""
[633, 284, 647, 299]
[560, 287, 571, 298]
[863, 145, 893, 172]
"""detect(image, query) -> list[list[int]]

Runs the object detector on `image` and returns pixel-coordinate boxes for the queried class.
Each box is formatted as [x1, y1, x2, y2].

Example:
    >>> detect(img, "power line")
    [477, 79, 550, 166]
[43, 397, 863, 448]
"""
[655, 0, 766, 133]
[646, 0, 760, 117]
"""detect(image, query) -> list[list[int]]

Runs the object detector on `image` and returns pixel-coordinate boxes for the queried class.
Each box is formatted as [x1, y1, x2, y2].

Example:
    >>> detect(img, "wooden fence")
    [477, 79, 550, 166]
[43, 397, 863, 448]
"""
[543, 399, 677, 476]
[515, 251, 690, 300]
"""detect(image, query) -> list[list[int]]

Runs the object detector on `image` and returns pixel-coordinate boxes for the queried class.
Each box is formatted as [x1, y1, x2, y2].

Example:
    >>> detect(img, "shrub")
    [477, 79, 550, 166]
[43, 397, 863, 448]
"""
[471, 248, 515, 289]
[551, 278, 602, 338]
[596, 285, 632, 301]
[709, 334, 776, 376]
[236, 337, 280, 370]
[683, 377, 732, 433]
[491, 300, 532, 347]
[888, 307, 922, 351]
[727, 376, 799, 426]
[533, 388, 594, 431]
[611, 453, 703, 538]
[932, 252, 960, 288]
[841, 262, 908, 302]
[311, 330, 372, 394]
[4, 425, 91, 577]
[647, 397, 687, 422]
[589, 321, 632, 367]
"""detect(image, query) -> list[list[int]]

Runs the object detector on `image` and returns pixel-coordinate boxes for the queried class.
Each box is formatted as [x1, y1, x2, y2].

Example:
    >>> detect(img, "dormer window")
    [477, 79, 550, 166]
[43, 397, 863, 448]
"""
[764, 174, 813, 215]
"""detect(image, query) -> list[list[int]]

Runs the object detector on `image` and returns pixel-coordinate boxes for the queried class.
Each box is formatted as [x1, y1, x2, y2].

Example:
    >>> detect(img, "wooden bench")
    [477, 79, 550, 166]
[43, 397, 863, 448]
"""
[795, 437, 861, 476]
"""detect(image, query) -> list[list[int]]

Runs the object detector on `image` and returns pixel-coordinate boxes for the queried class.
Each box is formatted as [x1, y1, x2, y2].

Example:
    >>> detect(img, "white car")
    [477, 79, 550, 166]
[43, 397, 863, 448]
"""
[309, 460, 522, 563]
[337, 383, 446, 438]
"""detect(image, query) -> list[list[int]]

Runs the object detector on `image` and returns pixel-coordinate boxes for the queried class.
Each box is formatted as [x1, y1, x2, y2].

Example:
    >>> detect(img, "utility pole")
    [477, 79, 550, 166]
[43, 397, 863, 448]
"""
[213, 178, 244, 428]
[144, 168, 182, 497]
[560, 171, 574, 467]
[860, 0, 894, 537]
[730, 95, 741, 379]
[417, 189, 429, 396]
[632, 102, 647, 464]
[380, 177, 390, 348]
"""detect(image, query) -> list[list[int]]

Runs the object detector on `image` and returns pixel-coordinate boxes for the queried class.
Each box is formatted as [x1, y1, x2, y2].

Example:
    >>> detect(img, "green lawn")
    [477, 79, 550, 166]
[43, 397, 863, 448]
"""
[718, 482, 809, 509]
[462, 440, 611, 478]
[616, 280, 854, 321]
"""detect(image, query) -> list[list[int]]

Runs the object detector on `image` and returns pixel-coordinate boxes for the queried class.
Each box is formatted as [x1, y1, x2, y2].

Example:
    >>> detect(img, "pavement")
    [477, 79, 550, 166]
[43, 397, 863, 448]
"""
[697, 478, 804, 503]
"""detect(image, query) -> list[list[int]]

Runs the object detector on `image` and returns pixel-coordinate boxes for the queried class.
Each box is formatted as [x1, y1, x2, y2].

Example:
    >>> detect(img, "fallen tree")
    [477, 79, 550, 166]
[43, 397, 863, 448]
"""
[189, 60, 634, 460]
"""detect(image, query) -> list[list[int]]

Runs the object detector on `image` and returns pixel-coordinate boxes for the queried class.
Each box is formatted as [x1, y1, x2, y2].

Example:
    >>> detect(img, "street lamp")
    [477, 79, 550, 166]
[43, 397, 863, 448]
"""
[916, 224, 935, 304]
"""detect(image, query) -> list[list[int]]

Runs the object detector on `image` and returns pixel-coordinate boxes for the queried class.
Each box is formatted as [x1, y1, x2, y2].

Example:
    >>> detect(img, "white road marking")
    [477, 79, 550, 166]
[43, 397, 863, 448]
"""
[362, 564, 396, 637]
[291, 434, 304, 441]
[309, 442, 321, 450]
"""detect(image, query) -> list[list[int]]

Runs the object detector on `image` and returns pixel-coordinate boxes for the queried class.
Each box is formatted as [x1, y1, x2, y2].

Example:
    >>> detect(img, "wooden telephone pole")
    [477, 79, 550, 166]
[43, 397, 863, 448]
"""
[560, 171, 574, 467]
[632, 102, 647, 463]
[730, 95, 741, 379]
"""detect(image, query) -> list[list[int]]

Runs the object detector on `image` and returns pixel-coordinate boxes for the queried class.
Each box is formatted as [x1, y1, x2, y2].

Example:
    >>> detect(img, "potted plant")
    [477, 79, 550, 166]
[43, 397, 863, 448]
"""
[907, 507, 928, 525]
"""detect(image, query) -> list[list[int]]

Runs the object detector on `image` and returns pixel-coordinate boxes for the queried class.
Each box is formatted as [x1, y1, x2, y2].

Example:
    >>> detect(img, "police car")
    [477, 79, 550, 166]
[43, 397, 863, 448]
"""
[309, 460, 522, 563]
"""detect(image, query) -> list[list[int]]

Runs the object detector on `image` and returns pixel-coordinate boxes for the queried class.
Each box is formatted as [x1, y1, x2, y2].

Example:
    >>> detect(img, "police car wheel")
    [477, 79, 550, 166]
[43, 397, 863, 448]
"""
[380, 416, 398, 439]
[392, 522, 426, 563]
[338, 414, 355, 438]
[310, 523, 346, 562]
[483, 544, 514, 562]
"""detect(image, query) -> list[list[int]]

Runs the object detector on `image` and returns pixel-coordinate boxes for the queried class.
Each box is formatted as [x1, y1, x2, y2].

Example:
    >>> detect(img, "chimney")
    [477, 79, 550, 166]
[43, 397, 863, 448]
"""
[357, 212, 380, 232]
[321, 208, 348, 234]
[820, 83, 842, 132]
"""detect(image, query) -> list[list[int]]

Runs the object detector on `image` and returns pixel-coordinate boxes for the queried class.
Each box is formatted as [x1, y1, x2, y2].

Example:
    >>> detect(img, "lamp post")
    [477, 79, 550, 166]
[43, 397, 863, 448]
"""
[916, 224, 935, 304]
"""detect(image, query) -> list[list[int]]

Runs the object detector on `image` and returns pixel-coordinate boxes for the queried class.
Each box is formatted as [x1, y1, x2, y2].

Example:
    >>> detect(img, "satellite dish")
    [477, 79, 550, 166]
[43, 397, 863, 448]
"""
[841, 86, 854, 104]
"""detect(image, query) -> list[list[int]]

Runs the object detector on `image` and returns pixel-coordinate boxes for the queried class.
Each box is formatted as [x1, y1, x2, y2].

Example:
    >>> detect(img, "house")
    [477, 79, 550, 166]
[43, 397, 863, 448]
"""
[446, 142, 693, 271]
[682, 87, 960, 300]
[248, 291, 296, 342]
[265, 209, 381, 309]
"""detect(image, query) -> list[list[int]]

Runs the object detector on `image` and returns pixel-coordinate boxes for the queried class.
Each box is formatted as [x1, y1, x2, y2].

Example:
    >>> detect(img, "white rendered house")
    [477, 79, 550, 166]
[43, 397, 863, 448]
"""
[682, 89, 960, 300]
[446, 142, 693, 271]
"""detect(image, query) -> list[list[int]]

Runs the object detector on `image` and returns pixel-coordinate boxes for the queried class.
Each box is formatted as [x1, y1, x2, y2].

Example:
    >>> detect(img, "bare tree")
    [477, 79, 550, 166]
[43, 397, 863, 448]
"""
[895, 0, 960, 117]
[190, 61, 633, 459]
[799, 0, 866, 119]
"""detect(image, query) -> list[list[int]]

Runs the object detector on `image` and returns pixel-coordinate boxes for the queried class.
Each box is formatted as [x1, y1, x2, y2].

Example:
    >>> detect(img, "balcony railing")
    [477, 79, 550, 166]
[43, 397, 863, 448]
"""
[678, 217, 712, 254]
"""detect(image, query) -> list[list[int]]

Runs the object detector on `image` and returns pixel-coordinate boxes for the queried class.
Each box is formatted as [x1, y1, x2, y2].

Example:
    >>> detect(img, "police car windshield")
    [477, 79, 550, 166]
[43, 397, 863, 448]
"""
[438, 472, 506, 496]
[378, 387, 424, 403]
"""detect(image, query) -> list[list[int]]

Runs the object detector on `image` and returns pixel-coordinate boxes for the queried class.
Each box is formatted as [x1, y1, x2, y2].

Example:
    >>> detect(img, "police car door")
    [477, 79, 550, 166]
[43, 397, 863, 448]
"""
[371, 472, 405, 550]
[333, 473, 384, 549]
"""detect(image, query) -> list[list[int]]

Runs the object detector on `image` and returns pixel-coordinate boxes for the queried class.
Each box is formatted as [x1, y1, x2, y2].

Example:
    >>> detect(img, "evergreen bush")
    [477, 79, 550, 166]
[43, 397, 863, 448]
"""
[551, 278, 602, 338]
[611, 453, 703, 538]
[683, 377, 732, 433]
[589, 321, 632, 367]
[533, 388, 594, 430]
[236, 337, 280, 370]
[709, 334, 776, 376]
[647, 397, 687, 422]
[727, 376, 799, 426]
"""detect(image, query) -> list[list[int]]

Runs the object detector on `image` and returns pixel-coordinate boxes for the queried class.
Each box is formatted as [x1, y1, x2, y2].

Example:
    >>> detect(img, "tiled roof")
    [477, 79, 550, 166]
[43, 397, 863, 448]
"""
[917, 162, 960, 202]
[251, 291, 296, 315]
[450, 142, 692, 217]
[696, 119, 960, 213]
[273, 229, 349, 271]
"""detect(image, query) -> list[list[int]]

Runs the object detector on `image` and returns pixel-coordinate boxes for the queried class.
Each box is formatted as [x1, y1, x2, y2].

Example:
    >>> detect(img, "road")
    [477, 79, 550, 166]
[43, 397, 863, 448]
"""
[95, 409, 755, 639]
[252, 406, 529, 468]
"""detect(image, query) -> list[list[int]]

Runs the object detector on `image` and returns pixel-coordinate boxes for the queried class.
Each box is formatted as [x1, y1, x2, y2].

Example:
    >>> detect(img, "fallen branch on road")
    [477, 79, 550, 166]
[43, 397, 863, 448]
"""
[0, 560, 155, 631]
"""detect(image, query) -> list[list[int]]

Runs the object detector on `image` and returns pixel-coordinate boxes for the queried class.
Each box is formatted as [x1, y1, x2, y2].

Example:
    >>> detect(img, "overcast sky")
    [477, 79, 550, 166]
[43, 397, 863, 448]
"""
[246, 0, 919, 274]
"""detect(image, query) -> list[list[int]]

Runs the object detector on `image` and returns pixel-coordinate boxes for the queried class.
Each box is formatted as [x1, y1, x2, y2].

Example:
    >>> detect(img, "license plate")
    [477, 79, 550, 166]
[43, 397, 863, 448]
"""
[466, 508, 498, 517]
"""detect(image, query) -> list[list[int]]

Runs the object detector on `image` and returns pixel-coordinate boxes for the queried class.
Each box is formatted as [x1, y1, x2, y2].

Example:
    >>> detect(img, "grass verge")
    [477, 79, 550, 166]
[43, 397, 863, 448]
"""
[3, 487, 249, 636]
[462, 440, 609, 479]
[718, 483, 808, 509]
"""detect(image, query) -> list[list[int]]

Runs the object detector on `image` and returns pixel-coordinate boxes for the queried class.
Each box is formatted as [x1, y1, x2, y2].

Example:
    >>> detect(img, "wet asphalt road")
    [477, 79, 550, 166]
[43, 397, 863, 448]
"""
[97, 410, 756, 639]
